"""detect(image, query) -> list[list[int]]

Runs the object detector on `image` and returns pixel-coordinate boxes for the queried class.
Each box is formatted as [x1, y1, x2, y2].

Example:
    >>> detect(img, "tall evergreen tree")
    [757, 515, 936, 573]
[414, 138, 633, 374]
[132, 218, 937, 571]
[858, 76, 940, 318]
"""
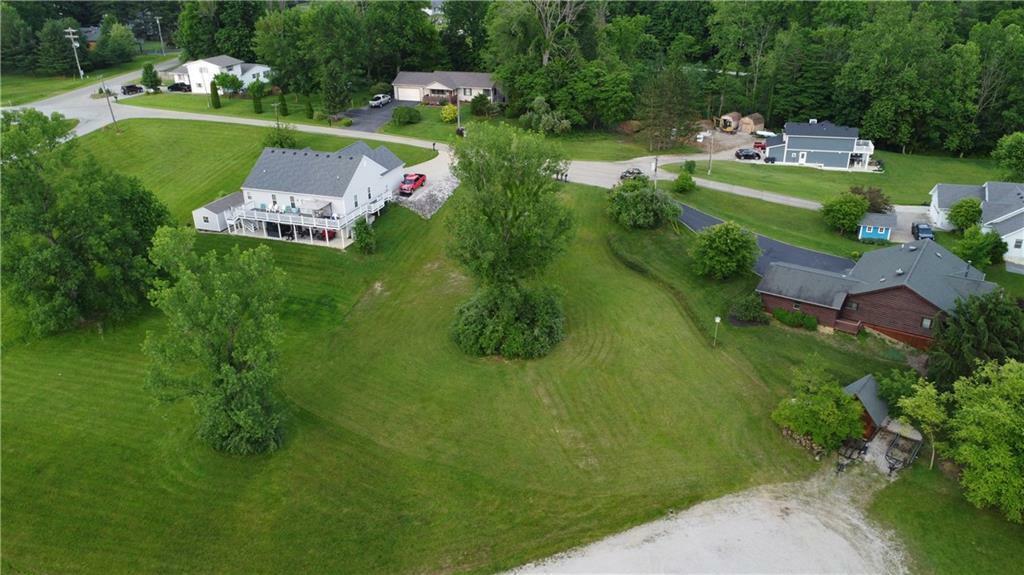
[1, 3, 37, 73]
[35, 17, 80, 76]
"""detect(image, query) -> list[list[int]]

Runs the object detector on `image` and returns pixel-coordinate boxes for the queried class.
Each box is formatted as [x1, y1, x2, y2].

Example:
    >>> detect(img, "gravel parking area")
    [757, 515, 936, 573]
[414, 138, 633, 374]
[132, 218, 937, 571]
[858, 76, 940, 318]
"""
[394, 176, 458, 219]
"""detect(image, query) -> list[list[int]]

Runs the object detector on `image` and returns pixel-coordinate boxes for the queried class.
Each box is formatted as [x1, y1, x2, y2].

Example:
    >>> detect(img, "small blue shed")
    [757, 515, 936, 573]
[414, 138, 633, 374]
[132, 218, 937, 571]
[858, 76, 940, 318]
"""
[857, 212, 897, 242]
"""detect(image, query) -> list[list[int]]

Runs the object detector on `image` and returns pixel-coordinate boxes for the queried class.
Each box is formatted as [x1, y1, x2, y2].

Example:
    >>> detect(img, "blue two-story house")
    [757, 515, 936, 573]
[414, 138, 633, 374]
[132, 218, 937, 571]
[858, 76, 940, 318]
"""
[764, 120, 875, 171]
[857, 212, 896, 242]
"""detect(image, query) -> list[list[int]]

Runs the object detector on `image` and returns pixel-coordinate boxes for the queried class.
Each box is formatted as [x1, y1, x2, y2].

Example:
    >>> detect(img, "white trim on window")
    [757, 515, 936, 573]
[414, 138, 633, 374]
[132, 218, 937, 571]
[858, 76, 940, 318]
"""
[921, 317, 933, 329]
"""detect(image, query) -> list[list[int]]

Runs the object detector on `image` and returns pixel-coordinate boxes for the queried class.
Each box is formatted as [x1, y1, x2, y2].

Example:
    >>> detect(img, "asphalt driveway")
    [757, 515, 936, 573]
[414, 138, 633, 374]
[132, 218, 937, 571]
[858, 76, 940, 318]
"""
[677, 204, 855, 276]
[344, 100, 417, 133]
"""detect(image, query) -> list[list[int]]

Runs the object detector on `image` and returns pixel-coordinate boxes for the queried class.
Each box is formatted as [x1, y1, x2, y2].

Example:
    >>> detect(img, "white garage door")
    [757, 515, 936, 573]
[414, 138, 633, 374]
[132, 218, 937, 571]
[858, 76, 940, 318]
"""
[395, 87, 421, 102]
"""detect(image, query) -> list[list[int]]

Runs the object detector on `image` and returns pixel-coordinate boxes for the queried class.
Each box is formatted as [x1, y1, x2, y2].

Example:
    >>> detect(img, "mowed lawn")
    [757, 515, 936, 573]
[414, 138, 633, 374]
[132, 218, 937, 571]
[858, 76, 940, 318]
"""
[121, 92, 335, 128]
[0, 54, 176, 106]
[666, 151, 1000, 205]
[380, 105, 700, 161]
[870, 464, 1024, 574]
[83, 119, 436, 221]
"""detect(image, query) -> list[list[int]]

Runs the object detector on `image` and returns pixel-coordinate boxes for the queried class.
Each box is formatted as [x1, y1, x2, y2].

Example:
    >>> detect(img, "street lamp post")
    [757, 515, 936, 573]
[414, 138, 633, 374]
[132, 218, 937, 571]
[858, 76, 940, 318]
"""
[707, 127, 715, 176]
[713, 316, 722, 347]
[154, 16, 166, 56]
[652, 156, 660, 190]
[64, 28, 84, 80]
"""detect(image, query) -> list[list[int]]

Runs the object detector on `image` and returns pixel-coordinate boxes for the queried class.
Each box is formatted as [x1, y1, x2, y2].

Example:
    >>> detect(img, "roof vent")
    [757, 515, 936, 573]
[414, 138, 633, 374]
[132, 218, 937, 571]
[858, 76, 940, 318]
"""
[809, 118, 818, 124]
[936, 252, 942, 258]
[879, 277, 886, 282]
[896, 268, 904, 275]
[908, 245, 917, 251]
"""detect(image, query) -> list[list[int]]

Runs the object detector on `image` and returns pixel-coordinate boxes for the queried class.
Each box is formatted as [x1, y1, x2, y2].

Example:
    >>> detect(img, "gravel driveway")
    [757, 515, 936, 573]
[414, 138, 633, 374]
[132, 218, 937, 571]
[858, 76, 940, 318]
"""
[678, 204, 855, 275]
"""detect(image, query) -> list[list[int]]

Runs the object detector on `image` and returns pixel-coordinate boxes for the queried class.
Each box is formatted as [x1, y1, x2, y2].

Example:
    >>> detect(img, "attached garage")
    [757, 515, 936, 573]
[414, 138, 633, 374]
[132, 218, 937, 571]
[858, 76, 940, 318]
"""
[394, 86, 422, 102]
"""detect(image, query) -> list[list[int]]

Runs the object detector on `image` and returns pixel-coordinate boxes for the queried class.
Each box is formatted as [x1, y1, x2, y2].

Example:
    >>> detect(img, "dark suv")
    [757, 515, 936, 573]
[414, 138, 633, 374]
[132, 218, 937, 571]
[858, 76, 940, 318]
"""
[734, 148, 761, 160]
[120, 84, 143, 95]
[912, 222, 935, 241]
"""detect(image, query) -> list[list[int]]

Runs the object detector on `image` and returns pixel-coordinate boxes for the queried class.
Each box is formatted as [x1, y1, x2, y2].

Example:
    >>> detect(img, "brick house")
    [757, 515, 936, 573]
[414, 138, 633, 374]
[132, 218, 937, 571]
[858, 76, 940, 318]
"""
[756, 240, 998, 348]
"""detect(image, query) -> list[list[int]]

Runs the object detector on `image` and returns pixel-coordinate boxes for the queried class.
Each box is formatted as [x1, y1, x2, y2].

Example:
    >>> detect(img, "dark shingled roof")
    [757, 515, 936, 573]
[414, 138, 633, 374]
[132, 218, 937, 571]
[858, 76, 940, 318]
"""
[843, 374, 889, 427]
[859, 212, 897, 228]
[241, 142, 404, 199]
[757, 240, 998, 313]
[392, 70, 495, 89]
[930, 183, 984, 210]
[199, 191, 243, 213]
[784, 120, 859, 139]
[765, 134, 784, 147]
[200, 55, 244, 67]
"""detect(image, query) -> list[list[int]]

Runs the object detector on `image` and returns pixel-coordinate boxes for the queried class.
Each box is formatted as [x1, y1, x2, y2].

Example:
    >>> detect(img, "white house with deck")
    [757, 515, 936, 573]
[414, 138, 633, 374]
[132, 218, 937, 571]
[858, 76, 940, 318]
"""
[170, 55, 271, 94]
[929, 181, 1024, 265]
[192, 142, 405, 248]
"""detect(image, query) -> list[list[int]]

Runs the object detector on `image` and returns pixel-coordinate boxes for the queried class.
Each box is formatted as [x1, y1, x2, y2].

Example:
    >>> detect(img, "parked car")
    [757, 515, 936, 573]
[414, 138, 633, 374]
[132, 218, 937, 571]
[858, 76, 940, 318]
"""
[166, 82, 192, 93]
[734, 149, 761, 160]
[763, 156, 777, 164]
[753, 140, 766, 151]
[120, 84, 143, 96]
[399, 173, 427, 195]
[369, 94, 392, 108]
[313, 229, 338, 241]
[619, 167, 644, 180]
[912, 222, 935, 241]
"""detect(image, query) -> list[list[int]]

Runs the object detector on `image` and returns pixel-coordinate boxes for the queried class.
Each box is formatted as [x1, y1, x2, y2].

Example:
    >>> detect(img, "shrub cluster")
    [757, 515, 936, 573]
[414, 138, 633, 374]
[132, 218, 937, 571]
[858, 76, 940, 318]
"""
[452, 286, 565, 359]
[607, 178, 679, 229]
[392, 106, 422, 126]
[369, 81, 392, 97]
[671, 171, 697, 194]
[470, 93, 492, 116]
[730, 292, 768, 324]
[353, 219, 376, 254]
[772, 308, 818, 330]
[440, 103, 458, 123]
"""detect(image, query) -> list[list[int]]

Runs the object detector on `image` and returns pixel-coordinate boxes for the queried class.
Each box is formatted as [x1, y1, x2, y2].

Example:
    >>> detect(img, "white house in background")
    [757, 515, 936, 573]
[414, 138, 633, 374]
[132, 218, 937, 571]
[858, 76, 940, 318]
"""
[392, 70, 502, 104]
[929, 181, 1024, 264]
[170, 55, 271, 94]
[192, 142, 405, 249]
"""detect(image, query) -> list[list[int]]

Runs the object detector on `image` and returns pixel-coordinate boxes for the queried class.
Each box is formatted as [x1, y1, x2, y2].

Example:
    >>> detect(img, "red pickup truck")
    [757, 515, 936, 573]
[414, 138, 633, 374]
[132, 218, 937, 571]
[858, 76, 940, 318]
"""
[753, 140, 766, 151]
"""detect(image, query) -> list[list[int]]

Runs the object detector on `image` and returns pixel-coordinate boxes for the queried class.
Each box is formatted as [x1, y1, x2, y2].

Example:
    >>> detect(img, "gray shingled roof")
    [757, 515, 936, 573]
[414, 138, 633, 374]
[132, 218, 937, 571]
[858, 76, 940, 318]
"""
[847, 240, 997, 311]
[756, 262, 863, 309]
[241, 142, 404, 199]
[843, 375, 889, 427]
[931, 183, 984, 210]
[200, 55, 244, 67]
[765, 134, 784, 147]
[200, 191, 244, 213]
[392, 70, 494, 89]
[784, 121, 859, 139]
[990, 212, 1024, 236]
[859, 212, 897, 228]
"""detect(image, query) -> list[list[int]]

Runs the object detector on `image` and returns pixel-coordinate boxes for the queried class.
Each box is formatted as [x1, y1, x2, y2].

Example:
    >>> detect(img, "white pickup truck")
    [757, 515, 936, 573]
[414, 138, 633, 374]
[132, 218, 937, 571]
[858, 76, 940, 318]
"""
[369, 94, 392, 108]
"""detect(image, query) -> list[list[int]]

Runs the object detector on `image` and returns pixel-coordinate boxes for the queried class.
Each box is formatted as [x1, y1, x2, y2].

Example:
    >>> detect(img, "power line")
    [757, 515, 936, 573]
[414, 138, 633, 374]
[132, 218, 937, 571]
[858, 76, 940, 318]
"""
[63, 27, 84, 80]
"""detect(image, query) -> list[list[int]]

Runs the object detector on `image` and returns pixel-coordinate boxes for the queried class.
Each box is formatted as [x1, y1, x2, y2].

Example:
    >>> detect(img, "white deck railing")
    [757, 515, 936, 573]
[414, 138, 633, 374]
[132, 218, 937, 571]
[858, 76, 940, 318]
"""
[854, 140, 874, 154]
[227, 196, 389, 231]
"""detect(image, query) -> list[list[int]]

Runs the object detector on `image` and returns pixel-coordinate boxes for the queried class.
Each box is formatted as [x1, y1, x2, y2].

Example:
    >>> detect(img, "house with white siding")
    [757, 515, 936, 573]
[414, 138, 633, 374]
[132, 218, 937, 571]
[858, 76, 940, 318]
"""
[764, 120, 875, 171]
[392, 70, 502, 104]
[192, 142, 405, 248]
[929, 181, 1024, 265]
[170, 55, 271, 95]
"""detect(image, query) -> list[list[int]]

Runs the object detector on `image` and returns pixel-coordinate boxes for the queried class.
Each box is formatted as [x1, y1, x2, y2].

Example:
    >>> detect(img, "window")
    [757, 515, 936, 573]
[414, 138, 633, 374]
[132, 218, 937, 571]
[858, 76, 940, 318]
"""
[196, 83, 203, 88]
[271, 194, 277, 202]
[866, 226, 874, 232]
[289, 196, 296, 208]
[845, 301, 859, 311]
[199, 67, 207, 73]
[878, 227, 886, 233]
[355, 196, 359, 208]
[1016, 239, 1023, 249]
[483, 89, 491, 96]
[367, 187, 371, 200]
[921, 317, 933, 329]
[202, 216, 210, 223]
[793, 303, 801, 310]
[247, 193, 252, 200]
[463, 88, 471, 96]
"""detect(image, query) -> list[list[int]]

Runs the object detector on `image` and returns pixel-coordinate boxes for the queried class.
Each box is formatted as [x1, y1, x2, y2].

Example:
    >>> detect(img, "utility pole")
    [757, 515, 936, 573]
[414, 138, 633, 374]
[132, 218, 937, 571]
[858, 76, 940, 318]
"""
[100, 77, 120, 133]
[707, 126, 715, 176]
[64, 28, 84, 80]
[154, 16, 166, 56]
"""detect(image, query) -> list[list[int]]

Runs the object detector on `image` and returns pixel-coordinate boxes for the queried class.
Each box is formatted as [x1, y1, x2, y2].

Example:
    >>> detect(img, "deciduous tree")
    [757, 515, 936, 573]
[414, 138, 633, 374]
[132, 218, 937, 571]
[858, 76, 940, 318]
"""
[441, 0, 491, 71]
[607, 177, 679, 229]
[771, 362, 863, 450]
[690, 221, 759, 280]
[992, 131, 1024, 180]
[213, 72, 242, 95]
[821, 192, 869, 235]
[141, 63, 162, 91]
[948, 197, 984, 230]
[953, 224, 1007, 268]
[145, 227, 284, 455]
[928, 290, 1024, 390]
[898, 381, 948, 469]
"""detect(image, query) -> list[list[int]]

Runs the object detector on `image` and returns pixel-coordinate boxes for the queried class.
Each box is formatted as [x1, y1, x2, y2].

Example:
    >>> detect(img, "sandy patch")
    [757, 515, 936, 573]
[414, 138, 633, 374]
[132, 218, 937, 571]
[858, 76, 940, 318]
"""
[512, 466, 907, 574]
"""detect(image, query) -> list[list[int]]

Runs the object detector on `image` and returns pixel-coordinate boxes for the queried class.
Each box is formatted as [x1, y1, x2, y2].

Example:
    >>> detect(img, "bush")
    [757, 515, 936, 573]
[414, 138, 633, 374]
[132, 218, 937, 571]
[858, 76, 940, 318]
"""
[369, 81, 392, 97]
[878, 369, 919, 418]
[953, 224, 1007, 268]
[519, 96, 571, 135]
[452, 285, 565, 359]
[305, 99, 314, 119]
[771, 363, 863, 450]
[731, 292, 768, 324]
[821, 192, 869, 234]
[277, 92, 289, 116]
[353, 218, 376, 254]
[313, 110, 326, 121]
[141, 63, 161, 91]
[607, 178, 679, 229]
[672, 171, 697, 194]
[772, 308, 818, 330]
[948, 197, 983, 231]
[470, 93, 491, 116]
[684, 160, 697, 174]
[440, 103, 458, 123]
[992, 131, 1024, 181]
[209, 80, 221, 109]
[253, 96, 263, 114]
[690, 221, 760, 279]
[337, 117, 353, 127]
[392, 106, 422, 126]
[849, 185, 892, 213]
[263, 122, 297, 148]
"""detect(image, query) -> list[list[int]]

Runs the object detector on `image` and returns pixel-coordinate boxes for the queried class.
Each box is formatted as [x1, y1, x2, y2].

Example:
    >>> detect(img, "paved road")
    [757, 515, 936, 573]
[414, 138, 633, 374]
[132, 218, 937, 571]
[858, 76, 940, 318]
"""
[677, 204, 855, 276]
[344, 100, 417, 133]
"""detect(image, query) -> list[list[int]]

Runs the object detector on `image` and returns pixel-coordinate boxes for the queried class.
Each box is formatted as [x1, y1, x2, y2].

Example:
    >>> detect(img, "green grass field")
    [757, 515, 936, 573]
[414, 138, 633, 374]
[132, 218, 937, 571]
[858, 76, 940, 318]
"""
[83, 119, 436, 221]
[870, 463, 1024, 574]
[1, 118, 908, 573]
[0, 54, 175, 106]
[120, 92, 342, 128]
[665, 151, 1000, 205]
[380, 105, 700, 161]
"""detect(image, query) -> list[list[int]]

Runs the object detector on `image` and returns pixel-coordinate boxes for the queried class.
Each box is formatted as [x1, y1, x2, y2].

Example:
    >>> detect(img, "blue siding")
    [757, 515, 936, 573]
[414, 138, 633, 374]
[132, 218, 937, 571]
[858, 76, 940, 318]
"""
[786, 135, 856, 152]
[766, 144, 785, 160]
[858, 225, 892, 241]
[782, 149, 850, 168]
